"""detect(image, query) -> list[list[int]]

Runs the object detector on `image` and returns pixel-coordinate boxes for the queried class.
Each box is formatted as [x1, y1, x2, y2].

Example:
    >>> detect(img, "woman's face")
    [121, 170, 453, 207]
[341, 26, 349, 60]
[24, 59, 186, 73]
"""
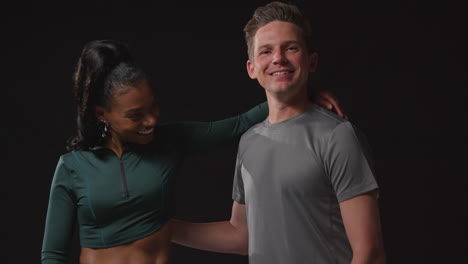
[97, 80, 159, 145]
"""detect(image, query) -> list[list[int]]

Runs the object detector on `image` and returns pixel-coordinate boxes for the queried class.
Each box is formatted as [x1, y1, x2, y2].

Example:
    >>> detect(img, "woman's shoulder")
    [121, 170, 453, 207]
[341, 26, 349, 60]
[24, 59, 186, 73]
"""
[57, 148, 100, 168]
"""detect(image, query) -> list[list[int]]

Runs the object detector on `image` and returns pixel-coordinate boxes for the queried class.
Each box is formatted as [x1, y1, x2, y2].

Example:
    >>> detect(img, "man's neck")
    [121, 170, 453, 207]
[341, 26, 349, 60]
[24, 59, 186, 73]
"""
[266, 90, 311, 124]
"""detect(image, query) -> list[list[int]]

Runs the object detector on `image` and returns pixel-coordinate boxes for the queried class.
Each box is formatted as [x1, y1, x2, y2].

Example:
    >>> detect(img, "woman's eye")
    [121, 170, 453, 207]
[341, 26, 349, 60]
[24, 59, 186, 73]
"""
[127, 113, 143, 120]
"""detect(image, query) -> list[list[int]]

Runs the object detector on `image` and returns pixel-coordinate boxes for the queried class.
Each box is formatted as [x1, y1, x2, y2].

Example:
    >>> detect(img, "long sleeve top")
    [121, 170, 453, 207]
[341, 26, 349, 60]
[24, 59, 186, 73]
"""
[41, 102, 268, 263]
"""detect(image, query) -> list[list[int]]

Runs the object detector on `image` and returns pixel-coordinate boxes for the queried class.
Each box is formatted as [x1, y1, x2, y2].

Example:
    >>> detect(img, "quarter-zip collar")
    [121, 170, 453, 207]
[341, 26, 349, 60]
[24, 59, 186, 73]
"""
[89, 144, 134, 198]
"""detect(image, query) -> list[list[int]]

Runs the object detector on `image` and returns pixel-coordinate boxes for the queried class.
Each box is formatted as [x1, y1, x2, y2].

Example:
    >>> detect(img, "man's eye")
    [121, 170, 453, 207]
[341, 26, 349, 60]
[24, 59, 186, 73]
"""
[260, 50, 271, 55]
[287, 46, 298, 51]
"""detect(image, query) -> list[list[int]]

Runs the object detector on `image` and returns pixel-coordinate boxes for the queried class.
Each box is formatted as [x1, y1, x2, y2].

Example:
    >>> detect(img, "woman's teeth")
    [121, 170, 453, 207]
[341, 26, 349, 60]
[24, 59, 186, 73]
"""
[138, 128, 154, 135]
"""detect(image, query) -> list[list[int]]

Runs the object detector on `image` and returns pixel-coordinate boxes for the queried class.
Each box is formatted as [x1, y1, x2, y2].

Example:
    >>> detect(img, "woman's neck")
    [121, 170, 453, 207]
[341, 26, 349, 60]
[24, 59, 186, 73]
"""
[103, 136, 124, 157]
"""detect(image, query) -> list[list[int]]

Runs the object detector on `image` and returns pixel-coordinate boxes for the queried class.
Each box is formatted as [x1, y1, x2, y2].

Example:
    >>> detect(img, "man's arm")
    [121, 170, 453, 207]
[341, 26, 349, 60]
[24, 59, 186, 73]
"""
[340, 191, 386, 264]
[171, 201, 248, 255]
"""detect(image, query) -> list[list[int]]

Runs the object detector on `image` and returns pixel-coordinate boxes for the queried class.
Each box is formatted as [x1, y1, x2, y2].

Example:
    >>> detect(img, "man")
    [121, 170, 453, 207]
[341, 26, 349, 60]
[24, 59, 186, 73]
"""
[172, 2, 386, 263]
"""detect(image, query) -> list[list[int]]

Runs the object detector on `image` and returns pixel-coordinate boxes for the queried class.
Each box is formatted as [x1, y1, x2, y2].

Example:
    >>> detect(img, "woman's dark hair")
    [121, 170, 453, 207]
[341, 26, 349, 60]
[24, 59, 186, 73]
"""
[67, 40, 147, 151]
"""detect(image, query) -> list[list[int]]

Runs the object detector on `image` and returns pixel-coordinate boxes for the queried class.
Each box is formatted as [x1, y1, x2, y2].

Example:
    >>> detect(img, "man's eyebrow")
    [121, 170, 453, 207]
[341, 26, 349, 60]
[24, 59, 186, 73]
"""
[282, 40, 301, 46]
[256, 44, 272, 51]
[256, 41, 302, 51]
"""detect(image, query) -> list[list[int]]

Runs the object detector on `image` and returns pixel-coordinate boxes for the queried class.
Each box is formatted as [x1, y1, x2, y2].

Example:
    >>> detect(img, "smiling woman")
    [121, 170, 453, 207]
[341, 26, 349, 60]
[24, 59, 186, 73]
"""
[40, 39, 273, 264]
[95, 80, 159, 148]
[40, 39, 344, 264]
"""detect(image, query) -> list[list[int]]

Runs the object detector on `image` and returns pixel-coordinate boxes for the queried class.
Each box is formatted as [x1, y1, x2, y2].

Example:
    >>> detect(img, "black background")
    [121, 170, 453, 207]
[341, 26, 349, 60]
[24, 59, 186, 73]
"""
[3, 1, 467, 263]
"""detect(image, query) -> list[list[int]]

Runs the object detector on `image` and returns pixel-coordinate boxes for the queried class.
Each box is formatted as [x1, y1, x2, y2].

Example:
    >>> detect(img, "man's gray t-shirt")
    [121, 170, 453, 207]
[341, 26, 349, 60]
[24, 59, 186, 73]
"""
[232, 104, 378, 264]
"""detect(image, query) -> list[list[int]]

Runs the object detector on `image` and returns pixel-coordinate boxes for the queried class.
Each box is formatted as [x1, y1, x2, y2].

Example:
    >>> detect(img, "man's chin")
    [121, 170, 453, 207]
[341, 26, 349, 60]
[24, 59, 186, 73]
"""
[266, 86, 298, 96]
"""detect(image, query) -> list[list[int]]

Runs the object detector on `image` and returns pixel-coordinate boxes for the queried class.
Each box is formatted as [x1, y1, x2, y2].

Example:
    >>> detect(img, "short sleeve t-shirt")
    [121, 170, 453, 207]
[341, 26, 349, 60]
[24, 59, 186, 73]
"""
[232, 104, 378, 264]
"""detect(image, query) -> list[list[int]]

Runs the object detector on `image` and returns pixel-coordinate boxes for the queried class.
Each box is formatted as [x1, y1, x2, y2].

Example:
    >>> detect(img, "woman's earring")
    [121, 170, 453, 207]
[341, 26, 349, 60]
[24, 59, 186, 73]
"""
[101, 121, 109, 138]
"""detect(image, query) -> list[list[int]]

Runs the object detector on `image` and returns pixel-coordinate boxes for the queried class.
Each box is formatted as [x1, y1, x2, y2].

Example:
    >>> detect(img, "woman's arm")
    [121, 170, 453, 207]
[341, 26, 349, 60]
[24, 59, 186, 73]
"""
[41, 157, 77, 264]
[166, 102, 269, 155]
[171, 201, 248, 255]
[312, 89, 348, 119]
[167, 91, 346, 155]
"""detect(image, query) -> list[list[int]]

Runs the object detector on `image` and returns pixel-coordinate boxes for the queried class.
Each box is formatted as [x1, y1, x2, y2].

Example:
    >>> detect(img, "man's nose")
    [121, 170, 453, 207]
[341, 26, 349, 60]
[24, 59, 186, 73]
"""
[272, 49, 286, 65]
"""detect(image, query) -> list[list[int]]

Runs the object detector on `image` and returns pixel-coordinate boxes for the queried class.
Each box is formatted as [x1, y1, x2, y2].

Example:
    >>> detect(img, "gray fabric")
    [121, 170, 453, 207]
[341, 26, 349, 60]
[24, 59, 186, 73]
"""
[232, 104, 378, 264]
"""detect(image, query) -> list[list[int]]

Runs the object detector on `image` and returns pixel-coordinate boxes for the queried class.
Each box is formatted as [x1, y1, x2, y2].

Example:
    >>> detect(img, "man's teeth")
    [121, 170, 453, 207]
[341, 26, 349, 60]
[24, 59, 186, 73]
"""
[138, 128, 154, 135]
[272, 71, 290, 76]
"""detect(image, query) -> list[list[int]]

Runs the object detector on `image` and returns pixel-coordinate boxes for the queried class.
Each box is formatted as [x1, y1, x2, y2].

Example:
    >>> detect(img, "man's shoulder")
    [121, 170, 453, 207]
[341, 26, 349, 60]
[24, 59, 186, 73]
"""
[297, 104, 350, 134]
[238, 105, 350, 139]
[305, 106, 372, 154]
[239, 120, 265, 142]
[236, 105, 355, 150]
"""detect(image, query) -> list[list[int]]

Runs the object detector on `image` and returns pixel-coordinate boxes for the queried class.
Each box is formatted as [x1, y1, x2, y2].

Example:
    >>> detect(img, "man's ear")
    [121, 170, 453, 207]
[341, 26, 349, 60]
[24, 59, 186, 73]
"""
[95, 106, 106, 121]
[247, 60, 257, 79]
[309, 52, 319, 73]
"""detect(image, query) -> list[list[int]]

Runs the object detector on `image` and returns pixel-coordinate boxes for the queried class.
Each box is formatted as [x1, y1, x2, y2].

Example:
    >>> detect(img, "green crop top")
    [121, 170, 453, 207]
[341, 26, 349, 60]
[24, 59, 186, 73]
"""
[41, 103, 268, 264]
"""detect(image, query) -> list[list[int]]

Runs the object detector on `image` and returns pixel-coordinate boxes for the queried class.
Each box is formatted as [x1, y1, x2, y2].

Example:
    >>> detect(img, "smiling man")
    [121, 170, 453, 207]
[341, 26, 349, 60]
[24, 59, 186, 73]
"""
[172, 2, 386, 263]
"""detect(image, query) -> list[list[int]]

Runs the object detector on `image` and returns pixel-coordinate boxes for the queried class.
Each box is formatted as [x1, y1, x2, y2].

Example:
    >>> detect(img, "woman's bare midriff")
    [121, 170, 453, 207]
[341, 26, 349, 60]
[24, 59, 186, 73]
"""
[80, 222, 173, 264]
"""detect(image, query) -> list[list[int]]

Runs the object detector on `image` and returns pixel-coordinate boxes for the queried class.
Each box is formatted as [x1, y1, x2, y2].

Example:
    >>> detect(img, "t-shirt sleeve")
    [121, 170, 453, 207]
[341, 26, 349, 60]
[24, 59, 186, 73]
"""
[165, 102, 268, 155]
[232, 154, 245, 204]
[41, 156, 77, 264]
[323, 122, 378, 203]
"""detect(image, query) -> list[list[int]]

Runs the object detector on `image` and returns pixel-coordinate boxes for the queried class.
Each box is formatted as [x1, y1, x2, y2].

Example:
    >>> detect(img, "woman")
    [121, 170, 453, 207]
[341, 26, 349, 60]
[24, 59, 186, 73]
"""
[41, 40, 344, 264]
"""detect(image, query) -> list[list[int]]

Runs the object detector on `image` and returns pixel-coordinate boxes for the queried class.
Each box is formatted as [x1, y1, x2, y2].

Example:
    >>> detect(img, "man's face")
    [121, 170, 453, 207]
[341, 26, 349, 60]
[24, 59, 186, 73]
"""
[247, 21, 317, 98]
